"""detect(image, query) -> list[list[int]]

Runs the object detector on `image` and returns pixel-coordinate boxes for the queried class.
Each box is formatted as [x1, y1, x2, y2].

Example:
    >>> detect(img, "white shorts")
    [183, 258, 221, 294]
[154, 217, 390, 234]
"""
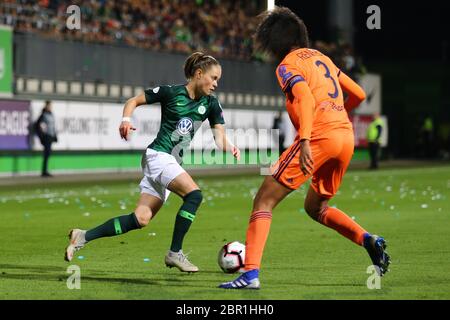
[139, 148, 186, 202]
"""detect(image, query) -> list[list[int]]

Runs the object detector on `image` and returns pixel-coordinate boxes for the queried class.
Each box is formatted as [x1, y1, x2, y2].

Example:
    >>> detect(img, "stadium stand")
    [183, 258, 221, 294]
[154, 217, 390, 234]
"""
[0, 0, 363, 69]
[0, 0, 262, 61]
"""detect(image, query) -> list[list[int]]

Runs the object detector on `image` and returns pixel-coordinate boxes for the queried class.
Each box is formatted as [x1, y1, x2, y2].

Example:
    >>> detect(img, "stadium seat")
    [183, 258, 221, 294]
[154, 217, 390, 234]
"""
[70, 82, 82, 95]
[84, 83, 95, 96]
[97, 84, 108, 97]
[56, 81, 68, 95]
[245, 94, 252, 106]
[110, 85, 121, 98]
[41, 80, 54, 94]
[236, 93, 244, 105]
[26, 78, 39, 93]
[227, 93, 235, 105]
[15, 77, 24, 93]
[122, 86, 132, 98]
[134, 87, 144, 96]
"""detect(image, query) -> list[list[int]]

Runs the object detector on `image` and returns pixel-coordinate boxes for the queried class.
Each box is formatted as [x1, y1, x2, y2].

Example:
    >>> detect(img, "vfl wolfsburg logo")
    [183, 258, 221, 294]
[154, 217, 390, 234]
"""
[176, 117, 193, 136]
[198, 105, 206, 115]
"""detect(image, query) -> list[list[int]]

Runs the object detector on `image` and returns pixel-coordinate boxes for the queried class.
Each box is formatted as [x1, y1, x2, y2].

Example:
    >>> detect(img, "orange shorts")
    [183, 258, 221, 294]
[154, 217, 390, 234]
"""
[272, 129, 354, 198]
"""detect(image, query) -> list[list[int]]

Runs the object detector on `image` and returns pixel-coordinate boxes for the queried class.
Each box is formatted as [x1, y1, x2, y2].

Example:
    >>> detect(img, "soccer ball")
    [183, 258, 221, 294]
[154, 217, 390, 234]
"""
[218, 241, 245, 273]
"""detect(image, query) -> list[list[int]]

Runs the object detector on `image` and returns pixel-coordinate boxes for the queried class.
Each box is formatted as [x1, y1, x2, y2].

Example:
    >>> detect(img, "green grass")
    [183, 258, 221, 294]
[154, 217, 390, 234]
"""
[0, 166, 449, 300]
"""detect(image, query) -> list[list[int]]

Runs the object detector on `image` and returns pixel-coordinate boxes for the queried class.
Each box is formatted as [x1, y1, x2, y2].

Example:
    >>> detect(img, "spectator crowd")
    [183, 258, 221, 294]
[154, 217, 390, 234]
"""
[0, 0, 262, 61]
[0, 0, 364, 74]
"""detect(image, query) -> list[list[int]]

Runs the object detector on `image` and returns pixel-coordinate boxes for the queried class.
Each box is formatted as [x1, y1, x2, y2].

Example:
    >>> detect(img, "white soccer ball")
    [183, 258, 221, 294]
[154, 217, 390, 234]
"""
[218, 241, 245, 273]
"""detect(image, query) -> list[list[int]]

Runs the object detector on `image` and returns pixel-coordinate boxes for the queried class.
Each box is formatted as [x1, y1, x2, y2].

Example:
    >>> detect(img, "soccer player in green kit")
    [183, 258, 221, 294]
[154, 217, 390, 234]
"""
[65, 52, 240, 272]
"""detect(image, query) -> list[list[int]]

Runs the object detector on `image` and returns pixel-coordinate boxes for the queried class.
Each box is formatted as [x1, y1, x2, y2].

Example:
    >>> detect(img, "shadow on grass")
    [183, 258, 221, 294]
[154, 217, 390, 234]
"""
[290, 282, 363, 287]
[0, 264, 64, 272]
[0, 264, 221, 287]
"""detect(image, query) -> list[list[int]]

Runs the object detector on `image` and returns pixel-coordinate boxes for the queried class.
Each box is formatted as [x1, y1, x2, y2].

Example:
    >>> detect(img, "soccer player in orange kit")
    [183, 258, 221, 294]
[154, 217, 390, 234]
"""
[220, 7, 390, 289]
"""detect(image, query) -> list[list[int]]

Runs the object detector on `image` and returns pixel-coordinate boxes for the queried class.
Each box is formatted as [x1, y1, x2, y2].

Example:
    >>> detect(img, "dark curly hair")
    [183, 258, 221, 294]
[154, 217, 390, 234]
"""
[254, 7, 310, 62]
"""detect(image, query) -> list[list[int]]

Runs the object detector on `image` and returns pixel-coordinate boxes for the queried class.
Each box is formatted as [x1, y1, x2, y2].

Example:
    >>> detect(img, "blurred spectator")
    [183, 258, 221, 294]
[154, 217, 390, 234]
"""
[420, 116, 435, 158]
[312, 40, 366, 80]
[35, 100, 58, 177]
[366, 112, 384, 170]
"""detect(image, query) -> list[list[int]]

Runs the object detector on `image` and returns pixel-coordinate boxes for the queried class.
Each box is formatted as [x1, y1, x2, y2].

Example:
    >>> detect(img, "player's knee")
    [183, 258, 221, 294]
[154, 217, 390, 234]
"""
[304, 203, 321, 221]
[135, 206, 152, 227]
[183, 189, 203, 210]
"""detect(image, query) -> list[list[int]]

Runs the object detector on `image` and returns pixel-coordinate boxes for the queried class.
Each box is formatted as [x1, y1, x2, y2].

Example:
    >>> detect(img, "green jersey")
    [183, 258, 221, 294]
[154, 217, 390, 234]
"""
[144, 84, 225, 156]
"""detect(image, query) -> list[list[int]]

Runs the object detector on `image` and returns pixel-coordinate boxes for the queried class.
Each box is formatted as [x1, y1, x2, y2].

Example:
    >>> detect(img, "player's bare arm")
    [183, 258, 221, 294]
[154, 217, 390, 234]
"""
[212, 124, 240, 160]
[119, 93, 147, 140]
[299, 139, 313, 176]
[291, 81, 315, 175]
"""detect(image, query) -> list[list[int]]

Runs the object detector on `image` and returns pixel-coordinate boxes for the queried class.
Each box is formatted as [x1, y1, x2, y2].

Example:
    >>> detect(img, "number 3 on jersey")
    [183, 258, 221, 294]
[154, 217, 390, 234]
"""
[315, 60, 339, 99]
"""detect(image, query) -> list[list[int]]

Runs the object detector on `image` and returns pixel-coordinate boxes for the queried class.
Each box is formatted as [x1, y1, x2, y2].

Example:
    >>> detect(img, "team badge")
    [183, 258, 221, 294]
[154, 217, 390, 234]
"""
[152, 87, 160, 93]
[176, 117, 193, 136]
[198, 105, 206, 115]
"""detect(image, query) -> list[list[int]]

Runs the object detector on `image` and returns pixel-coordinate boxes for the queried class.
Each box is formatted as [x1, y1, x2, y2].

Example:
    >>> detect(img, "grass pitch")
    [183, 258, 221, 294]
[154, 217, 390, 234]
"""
[0, 166, 449, 300]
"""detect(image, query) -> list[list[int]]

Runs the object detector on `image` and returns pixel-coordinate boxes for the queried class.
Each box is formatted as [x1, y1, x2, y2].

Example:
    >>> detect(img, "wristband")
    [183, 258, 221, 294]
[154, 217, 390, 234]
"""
[122, 117, 131, 122]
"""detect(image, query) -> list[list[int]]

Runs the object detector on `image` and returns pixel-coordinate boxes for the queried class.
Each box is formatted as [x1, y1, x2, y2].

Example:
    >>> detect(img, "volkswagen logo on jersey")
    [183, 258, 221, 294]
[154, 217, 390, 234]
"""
[176, 117, 194, 136]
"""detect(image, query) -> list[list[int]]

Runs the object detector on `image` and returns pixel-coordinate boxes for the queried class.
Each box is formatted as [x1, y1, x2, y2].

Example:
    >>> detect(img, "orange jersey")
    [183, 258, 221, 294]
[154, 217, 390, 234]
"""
[276, 48, 366, 140]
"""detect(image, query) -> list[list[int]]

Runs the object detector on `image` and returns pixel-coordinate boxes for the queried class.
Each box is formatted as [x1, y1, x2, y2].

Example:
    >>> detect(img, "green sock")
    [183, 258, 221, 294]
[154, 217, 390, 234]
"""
[85, 213, 141, 242]
[170, 190, 203, 252]
[170, 210, 195, 252]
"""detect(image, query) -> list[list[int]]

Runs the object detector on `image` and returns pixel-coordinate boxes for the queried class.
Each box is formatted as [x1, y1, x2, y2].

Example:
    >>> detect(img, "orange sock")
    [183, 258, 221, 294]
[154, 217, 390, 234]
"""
[318, 206, 366, 245]
[244, 211, 272, 270]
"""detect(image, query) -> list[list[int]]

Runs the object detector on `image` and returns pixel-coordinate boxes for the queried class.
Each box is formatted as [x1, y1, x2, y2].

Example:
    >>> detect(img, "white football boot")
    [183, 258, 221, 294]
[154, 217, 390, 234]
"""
[164, 250, 199, 273]
[64, 229, 87, 262]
